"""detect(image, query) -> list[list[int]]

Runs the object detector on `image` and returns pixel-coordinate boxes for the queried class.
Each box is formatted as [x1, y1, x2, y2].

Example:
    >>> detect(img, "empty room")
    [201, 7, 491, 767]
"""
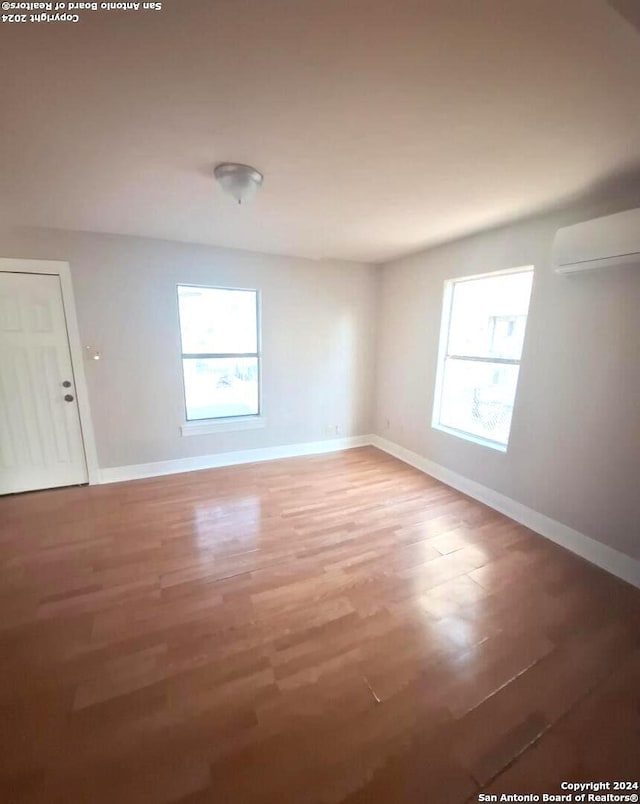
[1, 1, 639, 802]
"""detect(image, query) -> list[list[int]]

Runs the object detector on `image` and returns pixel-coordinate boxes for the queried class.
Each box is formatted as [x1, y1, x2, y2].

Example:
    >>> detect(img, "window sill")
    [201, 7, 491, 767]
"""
[181, 416, 266, 437]
[432, 422, 508, 453]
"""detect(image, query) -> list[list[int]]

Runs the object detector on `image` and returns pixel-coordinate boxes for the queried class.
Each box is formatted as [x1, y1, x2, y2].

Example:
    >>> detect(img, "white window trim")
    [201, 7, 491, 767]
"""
[177, 283, 262, 424]
[432, 422, 508, 453]
[431, 265, 534, 453]
[180, 416, 267, 437]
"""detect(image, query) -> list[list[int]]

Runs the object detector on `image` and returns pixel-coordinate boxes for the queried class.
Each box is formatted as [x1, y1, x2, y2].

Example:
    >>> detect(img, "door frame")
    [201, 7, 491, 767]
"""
[0, 257, 100, 485]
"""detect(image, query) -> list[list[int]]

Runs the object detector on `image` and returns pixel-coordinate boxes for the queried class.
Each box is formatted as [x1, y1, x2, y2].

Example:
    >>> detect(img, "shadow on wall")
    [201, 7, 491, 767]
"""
[336, 308, 359, 437]
[547, 162, 640, 224]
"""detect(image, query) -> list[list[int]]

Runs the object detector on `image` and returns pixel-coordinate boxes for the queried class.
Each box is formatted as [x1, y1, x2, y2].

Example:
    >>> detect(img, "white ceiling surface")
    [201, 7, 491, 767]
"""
[1, 0, 639, 263]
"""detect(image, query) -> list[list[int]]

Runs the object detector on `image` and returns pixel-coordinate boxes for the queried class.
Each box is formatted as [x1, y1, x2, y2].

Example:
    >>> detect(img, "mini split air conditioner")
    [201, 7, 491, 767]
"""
[552, 208, 640, 275]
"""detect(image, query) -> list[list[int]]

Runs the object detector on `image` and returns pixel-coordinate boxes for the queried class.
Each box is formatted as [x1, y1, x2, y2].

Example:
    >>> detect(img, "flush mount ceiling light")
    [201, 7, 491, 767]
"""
[213, 163, 263, 205]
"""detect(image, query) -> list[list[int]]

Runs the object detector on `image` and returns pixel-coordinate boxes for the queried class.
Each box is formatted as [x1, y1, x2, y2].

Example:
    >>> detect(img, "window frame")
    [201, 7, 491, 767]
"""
[431, 266, 534, 453]
[176, 283, 262, 427]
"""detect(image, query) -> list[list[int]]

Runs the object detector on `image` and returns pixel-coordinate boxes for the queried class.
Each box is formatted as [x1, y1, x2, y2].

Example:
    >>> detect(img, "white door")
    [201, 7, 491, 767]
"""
[0, 272, 88, 494]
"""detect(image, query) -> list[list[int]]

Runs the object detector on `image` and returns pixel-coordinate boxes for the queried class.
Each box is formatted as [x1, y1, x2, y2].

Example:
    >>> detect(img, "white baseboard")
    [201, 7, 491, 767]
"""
[98, 435, 371, 485]
[370, 435, 640, 589]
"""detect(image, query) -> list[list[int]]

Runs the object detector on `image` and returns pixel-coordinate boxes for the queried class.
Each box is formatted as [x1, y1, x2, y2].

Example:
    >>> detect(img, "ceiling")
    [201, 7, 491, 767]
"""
[1, 0, 639, 263]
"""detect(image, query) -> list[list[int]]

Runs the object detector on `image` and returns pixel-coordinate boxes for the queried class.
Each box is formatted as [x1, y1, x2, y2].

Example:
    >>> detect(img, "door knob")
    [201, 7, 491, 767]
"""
[64, 394, 74, 402]
[62, 380, 72, 388]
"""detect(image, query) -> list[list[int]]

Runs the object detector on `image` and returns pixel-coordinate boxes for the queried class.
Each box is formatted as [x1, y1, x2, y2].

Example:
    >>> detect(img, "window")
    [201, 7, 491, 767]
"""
[432, 267, 534, 451]
[177, 285, 260, 421]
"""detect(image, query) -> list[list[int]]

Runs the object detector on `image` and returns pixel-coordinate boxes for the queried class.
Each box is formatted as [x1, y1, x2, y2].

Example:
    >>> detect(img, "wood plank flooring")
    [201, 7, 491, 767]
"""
[1, 446, 638, 803]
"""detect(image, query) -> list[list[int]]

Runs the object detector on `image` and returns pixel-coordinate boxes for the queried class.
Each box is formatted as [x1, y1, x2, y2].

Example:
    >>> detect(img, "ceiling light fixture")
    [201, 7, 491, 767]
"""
[214, 163, 263, 205]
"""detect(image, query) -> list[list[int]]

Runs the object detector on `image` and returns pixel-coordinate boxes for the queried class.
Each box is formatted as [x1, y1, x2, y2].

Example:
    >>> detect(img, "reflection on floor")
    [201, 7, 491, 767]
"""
[1, 446, 638, 802]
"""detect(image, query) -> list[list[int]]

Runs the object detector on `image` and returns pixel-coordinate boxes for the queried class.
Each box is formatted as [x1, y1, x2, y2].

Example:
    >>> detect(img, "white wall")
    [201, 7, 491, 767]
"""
[3, 202, 639, 566]
[1, 228, 377, 469]
[374, 205, 640, 560]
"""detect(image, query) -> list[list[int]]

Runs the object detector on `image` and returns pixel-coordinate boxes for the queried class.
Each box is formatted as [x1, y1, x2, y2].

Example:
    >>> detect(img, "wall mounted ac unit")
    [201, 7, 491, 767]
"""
[552, 208, 640, 275]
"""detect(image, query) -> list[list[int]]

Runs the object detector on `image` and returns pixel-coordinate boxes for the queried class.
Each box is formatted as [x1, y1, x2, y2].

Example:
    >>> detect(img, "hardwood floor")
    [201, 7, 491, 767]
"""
[1, 446, 638, 803]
